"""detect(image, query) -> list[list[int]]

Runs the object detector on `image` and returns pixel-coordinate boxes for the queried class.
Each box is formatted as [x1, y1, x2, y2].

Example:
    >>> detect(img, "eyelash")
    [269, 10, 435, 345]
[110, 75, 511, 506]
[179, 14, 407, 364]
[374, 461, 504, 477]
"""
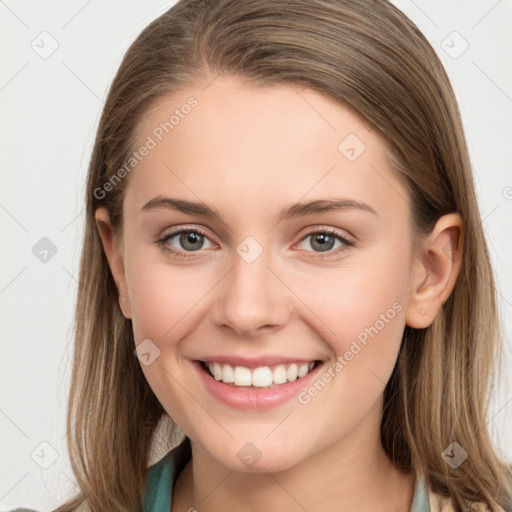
[156, 226, 354, 260]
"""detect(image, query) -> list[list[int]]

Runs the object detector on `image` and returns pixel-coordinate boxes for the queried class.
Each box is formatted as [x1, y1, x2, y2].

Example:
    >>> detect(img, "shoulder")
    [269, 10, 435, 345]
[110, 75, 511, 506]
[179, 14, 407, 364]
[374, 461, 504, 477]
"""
[428, 488, 509, 511]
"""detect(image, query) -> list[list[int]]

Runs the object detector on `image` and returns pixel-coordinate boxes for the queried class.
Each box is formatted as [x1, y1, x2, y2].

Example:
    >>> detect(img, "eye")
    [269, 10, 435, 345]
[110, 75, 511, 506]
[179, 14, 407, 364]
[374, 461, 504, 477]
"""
[296, 227, 354, 258]
[157, 227, 216, 258]
[156, 226, 354, 260]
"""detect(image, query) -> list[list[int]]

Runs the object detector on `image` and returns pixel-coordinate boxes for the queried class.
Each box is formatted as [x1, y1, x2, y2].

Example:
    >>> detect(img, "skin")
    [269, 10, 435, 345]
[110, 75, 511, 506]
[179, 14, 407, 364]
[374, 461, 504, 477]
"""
[96, 75, 463, 511]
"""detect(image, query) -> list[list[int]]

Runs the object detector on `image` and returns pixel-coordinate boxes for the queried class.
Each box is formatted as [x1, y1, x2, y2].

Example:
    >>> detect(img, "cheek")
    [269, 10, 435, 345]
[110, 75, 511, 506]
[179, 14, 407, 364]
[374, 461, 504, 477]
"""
[293, 269, 407, 439]
[124, 251, 210, 427]
[125, 245, 204, 342]
[305, 249, 409, 383]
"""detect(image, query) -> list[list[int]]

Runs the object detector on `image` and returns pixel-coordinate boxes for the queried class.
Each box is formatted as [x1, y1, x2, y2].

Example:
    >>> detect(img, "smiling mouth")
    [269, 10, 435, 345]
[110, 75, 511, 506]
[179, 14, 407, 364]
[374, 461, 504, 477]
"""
[199, 360, 320, 389]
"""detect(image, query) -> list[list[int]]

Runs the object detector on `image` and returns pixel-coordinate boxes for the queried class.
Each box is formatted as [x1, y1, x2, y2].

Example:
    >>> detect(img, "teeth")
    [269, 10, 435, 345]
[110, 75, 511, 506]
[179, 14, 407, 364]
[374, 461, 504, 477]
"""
[298, 362, 310, 378]
[234, 366, 252, 386]
[222, 363, 234, 383]
[252, 367, 273, 387]
[211, 362, 222, 380]
[273, 365, 287, 384]
[287, 364, 298, 382]
[205, 360, 316, 387]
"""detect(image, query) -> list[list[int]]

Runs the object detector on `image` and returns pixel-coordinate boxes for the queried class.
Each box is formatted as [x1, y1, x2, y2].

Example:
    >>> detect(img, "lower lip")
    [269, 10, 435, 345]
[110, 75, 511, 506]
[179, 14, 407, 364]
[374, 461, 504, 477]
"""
[193, 360, 322, 410]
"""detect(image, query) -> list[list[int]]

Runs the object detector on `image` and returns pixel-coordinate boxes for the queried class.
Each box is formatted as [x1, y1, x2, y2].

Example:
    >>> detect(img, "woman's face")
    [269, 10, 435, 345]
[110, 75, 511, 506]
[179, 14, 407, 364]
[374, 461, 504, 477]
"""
[99, 75, 422, 472]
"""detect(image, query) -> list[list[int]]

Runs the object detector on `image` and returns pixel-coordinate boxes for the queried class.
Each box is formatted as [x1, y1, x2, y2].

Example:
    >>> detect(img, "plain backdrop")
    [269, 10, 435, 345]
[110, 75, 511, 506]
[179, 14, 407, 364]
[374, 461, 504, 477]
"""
[1, 0, 511, 509]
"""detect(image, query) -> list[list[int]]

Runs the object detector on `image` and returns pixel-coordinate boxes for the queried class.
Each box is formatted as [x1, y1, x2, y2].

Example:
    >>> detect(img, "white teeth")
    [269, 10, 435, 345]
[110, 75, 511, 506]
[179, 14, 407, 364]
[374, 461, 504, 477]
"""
[298, 362, 309, 378]
[252, 367, 273, 387]
[212, 362, 223, 381]
[272, 365, 288, 384]
[233, 366, 252, 386]
[222, 364, 234, 383]
[204, 360, 316, 387]
[287, 364, 298, 382]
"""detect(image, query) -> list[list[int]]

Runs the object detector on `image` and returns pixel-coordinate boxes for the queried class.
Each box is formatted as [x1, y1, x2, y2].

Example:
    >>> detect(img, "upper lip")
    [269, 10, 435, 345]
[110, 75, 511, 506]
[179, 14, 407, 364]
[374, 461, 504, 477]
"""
[196, 355, 320, 368]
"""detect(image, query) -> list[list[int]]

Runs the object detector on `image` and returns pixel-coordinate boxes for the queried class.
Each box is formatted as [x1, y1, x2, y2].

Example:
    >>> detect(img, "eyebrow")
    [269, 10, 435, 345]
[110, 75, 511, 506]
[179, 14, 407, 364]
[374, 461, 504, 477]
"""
[141, 195, 377, 222]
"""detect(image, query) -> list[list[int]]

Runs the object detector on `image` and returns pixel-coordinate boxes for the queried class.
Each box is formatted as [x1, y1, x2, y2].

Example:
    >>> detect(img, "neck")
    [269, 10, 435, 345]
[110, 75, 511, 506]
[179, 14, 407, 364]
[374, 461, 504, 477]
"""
[172, 406, 415, 511]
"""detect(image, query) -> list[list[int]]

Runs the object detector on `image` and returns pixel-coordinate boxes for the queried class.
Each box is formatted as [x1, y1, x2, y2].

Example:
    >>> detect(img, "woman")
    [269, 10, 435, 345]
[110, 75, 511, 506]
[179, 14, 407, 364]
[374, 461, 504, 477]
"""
[11, 0, 512, 510]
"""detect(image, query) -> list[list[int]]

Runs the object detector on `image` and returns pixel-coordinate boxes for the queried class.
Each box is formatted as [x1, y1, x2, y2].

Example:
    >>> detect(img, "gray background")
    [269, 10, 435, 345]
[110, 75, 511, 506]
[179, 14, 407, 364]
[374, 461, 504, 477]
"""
[1, 0, 511, 509]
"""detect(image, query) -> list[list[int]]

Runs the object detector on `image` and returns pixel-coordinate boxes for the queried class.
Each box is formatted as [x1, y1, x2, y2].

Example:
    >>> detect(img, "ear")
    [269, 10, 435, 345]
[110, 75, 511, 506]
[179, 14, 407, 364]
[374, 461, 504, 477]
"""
[405, 213, 463, 329]
[95, 207, 132, 319]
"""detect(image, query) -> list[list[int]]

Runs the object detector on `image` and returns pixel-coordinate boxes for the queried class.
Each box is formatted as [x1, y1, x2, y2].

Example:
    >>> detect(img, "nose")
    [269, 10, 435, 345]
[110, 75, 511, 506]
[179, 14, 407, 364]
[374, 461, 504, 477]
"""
[210, 245, 292, 339]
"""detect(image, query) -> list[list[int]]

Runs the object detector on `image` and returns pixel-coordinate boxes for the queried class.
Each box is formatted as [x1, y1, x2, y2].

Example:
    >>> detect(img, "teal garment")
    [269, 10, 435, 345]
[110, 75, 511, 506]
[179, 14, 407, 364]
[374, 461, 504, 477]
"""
[143, 436, 431, 512]
[409, 472, 431, 512]
[143, 435, 192, 511]
[8, 436, 430, 511]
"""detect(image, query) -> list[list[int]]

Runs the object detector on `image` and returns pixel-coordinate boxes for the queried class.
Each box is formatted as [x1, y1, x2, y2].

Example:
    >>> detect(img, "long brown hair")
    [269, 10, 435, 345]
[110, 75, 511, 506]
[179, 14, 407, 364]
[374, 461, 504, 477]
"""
[61, 1, 512, 510]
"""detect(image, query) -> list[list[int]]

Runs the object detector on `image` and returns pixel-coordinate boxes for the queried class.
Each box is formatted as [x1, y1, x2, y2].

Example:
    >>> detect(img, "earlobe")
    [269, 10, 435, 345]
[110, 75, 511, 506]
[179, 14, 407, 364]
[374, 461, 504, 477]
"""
[94, 207, 132, 319]
[405, 213, 463, 329]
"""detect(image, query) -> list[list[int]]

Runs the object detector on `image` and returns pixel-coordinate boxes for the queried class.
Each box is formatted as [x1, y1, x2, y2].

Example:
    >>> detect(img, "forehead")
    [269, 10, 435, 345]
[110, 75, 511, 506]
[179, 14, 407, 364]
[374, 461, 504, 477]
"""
[125, 75, 409, 223]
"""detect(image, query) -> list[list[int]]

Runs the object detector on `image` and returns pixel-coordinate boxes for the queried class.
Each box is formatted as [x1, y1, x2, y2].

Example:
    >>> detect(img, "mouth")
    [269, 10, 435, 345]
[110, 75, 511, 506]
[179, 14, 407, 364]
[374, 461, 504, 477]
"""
[192, 355, 325, 409]
[198, 360, 321, 389]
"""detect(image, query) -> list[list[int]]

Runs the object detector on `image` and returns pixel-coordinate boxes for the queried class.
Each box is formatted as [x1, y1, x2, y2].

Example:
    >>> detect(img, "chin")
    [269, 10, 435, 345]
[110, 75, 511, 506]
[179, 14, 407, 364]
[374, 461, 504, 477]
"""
[203, 437, 310, 474]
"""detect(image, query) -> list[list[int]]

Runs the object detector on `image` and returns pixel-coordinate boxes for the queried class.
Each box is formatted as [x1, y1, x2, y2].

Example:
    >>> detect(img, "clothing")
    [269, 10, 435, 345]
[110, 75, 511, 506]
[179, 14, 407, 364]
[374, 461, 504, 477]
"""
[144, 436, 432, 511]
[143, 434, 192, 510]
[8, 437, 506, 511]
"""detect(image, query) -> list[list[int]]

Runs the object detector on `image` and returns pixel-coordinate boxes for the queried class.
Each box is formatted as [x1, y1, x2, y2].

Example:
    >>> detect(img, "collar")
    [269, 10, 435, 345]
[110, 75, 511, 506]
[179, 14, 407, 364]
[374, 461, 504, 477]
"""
[144, 438, 434, 512]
